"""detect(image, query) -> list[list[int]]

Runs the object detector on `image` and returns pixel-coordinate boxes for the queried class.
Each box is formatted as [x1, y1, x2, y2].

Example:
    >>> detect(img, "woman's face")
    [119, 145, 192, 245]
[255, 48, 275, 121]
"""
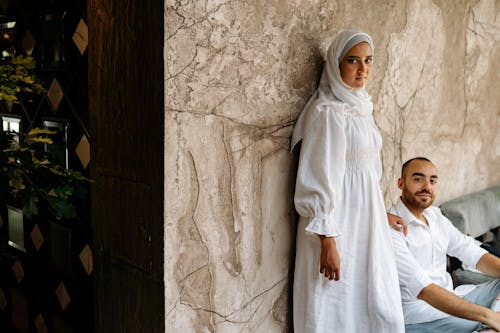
[339, 42, 373, 89]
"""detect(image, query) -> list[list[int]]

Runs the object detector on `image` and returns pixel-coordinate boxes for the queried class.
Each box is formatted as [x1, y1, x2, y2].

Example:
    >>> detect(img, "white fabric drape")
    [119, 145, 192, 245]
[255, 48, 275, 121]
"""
[292, 30, 405, 332]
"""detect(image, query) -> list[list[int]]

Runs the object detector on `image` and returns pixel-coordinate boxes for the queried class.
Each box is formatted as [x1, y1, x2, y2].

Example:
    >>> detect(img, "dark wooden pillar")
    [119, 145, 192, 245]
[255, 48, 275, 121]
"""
[88, 1, 164, 332]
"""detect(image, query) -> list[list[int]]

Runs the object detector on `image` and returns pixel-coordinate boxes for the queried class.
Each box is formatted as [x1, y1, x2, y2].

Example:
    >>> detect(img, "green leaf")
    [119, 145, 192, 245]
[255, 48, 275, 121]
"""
[1, 126, 92, 222]
[9, 176, 25, 190]
[28, 128, 57, 136]
[47, 197, 76, 219]
[23, 189, 39, 219]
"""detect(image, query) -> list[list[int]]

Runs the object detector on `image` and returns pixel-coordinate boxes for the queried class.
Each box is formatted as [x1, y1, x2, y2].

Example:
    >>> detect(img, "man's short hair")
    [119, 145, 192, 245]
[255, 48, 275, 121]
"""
[401, 157, 432, 177]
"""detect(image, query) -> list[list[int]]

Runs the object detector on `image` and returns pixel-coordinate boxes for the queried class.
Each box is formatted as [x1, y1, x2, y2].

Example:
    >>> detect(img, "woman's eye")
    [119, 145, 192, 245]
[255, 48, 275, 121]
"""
[346, 58, 358, 64]
[366, 58, 373, 64]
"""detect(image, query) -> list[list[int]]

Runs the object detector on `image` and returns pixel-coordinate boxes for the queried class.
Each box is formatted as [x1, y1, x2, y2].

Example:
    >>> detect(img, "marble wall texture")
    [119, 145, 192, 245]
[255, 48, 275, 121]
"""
[165, 0, 500, 331]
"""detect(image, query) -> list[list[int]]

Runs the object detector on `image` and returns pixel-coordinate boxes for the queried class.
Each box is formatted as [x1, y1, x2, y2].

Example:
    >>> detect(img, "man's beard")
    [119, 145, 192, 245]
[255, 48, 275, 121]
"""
[402, 189, 434, 210]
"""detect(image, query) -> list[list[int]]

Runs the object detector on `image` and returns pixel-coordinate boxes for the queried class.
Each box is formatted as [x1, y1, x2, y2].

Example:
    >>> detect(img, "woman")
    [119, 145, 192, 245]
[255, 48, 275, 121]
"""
[291, 30, 405, 332]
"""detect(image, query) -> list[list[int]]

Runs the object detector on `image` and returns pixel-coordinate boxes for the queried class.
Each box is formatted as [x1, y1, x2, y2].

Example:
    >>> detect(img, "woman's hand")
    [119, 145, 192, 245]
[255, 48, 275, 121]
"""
[319, 235, 341, 281]
[387, 212, 408, 236]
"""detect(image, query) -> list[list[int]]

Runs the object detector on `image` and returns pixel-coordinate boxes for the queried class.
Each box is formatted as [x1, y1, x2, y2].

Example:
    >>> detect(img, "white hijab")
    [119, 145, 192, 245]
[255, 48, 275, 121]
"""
[291, 30, 375, 150]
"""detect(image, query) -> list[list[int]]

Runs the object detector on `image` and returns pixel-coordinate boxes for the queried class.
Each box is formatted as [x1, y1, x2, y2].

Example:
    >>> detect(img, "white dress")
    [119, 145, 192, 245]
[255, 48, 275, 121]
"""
[292, 100, 404, 332]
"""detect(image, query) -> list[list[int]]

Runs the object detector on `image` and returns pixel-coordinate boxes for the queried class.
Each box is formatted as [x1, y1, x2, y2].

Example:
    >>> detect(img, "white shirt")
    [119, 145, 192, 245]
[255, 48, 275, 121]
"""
[390, 198, 488, 324]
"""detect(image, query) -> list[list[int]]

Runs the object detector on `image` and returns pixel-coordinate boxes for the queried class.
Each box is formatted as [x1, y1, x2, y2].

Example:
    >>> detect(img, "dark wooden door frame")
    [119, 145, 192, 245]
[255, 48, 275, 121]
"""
[88, 1, 164, 332]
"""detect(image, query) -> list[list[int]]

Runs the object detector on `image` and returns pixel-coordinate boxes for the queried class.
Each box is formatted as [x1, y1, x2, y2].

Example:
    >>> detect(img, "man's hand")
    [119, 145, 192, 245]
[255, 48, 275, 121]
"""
[319, 236, 341, 281]
[387, 212, 408, 236]
[484, 310, 500, 331]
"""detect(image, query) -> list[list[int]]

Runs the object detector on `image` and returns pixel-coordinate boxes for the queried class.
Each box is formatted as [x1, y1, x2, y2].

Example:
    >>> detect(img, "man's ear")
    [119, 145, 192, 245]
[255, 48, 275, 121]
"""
[397, 178, 404, 190]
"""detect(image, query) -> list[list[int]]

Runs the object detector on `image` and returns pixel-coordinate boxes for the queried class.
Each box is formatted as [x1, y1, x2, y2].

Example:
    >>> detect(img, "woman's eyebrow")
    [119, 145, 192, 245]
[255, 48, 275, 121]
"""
[345, 55, 373, 59]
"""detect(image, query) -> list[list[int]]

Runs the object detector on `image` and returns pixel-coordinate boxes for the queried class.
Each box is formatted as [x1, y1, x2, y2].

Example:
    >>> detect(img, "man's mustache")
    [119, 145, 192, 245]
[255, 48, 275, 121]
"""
[416, 190, 432, 195]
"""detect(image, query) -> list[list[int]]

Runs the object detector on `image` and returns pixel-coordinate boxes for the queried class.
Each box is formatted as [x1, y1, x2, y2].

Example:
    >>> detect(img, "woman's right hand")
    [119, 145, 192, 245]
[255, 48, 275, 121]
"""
[319, 235, 341, 281]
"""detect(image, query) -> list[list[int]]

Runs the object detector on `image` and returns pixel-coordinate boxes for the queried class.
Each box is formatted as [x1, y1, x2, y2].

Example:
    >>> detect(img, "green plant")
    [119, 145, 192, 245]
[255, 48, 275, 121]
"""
[0, 128, 92, 220]
[0, 55, 89, 221]
[0, 55, 45, 103]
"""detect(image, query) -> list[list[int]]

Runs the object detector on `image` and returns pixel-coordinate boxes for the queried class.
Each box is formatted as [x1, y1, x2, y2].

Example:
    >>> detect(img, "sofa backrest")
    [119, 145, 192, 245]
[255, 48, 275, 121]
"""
[440, 185, 500, 238]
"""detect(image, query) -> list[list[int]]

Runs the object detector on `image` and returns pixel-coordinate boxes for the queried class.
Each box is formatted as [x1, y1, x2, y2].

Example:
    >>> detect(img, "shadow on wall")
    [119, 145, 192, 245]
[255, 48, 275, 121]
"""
[286, 142, 301, 332]
[286, 33, 325, 94]
[286, 38, 325, 329]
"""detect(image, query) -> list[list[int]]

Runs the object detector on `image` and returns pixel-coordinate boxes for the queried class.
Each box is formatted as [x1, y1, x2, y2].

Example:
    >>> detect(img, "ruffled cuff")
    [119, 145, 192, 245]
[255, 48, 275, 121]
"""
[304, 215, 341, 237]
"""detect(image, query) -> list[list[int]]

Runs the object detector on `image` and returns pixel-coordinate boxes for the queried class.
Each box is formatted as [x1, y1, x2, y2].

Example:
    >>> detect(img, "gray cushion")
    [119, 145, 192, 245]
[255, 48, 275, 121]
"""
[440, 186, 500, 238]
[452, 267, 494, 287]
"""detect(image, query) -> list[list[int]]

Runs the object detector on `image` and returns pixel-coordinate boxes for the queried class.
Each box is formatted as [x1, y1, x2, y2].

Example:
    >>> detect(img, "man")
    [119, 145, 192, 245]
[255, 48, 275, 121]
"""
[390, 157, 500, 332]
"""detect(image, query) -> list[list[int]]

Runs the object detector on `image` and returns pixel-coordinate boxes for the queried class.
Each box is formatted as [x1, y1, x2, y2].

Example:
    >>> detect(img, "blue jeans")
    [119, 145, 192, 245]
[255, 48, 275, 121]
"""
[405, 279, 500, 333]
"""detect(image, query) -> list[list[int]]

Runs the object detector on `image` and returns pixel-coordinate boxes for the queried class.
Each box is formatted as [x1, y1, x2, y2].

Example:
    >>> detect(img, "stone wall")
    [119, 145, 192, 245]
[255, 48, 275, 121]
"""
[165, 0, 500, 331]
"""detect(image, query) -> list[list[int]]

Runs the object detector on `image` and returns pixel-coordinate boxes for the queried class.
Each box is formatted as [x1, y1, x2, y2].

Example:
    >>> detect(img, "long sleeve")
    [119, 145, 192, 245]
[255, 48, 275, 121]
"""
[390, 229, 434, 300]
[293, 106, 347, 237]
[438, 208, 488, 268]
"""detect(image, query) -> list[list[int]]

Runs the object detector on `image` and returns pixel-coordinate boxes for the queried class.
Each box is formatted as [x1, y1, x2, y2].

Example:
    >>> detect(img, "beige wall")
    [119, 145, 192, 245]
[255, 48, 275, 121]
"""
[165, 0, 500, 331]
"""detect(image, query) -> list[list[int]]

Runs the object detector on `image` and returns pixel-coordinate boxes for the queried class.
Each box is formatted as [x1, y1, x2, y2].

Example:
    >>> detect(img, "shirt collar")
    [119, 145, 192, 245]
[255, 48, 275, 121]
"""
[394, 197, 432, 226]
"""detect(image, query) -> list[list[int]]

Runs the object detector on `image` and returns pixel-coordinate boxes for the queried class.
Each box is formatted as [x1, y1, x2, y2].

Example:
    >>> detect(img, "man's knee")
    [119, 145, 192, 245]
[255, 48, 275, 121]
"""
[484, 278, 500, 293]
[492, 278, 500, 289]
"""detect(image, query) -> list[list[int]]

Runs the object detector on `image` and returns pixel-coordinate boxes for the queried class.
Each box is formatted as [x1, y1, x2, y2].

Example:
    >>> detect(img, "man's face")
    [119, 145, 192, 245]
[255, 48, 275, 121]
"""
[398, 160, 438, 211]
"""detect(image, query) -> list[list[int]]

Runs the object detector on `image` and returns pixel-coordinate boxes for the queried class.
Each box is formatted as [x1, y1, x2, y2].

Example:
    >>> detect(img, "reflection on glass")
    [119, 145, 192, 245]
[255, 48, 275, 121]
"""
[50, 221, 72, 275]
[2, 115, 20, 132]
[7, 205, 26, 253]
[43, 118, 70, 169]
[40, 12, 65, 65]
[1, 114, 21, 142]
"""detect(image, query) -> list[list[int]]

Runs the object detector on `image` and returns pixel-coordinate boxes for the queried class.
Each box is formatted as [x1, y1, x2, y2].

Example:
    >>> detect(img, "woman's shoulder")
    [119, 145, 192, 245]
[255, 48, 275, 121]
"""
[306, 100, 349, 121]
[298, 102, 349, 135]
[291, 100, 347, 150]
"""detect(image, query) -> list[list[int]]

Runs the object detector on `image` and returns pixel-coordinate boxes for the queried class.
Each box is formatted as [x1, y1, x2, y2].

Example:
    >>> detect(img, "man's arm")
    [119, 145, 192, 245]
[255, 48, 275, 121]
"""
[477, 253, 500, 277]
[418, 284, 500, 330]
[390, 227, 500, 329]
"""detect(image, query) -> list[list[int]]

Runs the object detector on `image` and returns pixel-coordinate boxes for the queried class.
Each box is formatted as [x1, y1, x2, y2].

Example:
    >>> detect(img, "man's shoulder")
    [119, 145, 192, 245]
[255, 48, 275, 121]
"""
[426, 205, 443, 215]
[424, 206, 457, 229]
[424, 205, 447, 220]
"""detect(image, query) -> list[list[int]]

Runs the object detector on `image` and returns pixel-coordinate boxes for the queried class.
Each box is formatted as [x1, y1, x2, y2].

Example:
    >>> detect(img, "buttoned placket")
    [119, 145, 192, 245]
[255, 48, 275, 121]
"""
[408, 216, 441, 282]
[426, 219, 438, 276]
[423, 213, 448, 286]
[395, 203, 440, 279]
